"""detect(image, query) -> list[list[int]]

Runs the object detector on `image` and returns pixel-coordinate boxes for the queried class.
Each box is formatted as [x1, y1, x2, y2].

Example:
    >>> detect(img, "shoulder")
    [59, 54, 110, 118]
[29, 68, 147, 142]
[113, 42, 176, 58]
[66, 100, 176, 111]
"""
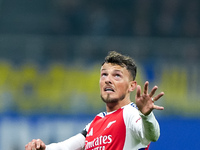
[83, 111, 106, 132]
[123, 103, 142, 127]
[123, 102, 139, 115]
[129, 102, 138, 110]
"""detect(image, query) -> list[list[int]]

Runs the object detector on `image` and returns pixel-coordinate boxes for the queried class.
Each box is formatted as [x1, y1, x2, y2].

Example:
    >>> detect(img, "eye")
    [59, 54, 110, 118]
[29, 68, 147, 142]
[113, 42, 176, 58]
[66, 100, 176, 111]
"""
[115, 74, 121, 78]
[101, 73, 107, 77]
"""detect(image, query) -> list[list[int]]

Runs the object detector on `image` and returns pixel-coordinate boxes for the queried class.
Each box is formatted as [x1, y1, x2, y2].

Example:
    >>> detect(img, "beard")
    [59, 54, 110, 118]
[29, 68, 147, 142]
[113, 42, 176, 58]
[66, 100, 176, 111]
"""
[101, 93, 126, 103]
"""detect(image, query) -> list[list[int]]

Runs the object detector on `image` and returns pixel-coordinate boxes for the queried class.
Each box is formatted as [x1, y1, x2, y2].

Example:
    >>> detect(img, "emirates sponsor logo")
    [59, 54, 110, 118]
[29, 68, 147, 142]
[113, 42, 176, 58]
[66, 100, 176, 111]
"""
[85, 135, 112, 150]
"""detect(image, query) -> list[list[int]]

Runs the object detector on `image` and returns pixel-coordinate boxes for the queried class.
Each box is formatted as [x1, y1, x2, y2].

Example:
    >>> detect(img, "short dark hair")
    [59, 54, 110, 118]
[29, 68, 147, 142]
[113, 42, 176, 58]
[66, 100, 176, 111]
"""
[102, 51, 137, 80]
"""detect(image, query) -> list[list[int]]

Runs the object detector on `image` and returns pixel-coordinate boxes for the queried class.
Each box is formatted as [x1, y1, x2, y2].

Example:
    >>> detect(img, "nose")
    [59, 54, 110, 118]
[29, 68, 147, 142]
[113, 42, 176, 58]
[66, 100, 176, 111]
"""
[105, 75, 112, 84]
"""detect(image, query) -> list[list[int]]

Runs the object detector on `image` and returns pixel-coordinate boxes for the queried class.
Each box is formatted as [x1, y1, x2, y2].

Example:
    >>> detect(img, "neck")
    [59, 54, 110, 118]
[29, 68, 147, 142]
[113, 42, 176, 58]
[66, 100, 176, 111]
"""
[106, 99, 131, 112]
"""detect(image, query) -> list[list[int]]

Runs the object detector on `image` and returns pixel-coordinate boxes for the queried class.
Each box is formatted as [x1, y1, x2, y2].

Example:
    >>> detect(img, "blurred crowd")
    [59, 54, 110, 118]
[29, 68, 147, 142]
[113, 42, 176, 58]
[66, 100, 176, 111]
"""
[0, 0, 199, 116]
[0, 0, 199, 37]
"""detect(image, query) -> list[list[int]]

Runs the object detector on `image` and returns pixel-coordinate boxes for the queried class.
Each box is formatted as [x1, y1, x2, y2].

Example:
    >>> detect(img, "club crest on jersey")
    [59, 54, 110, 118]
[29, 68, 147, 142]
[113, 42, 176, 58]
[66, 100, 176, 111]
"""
[104, 120, 116, 130]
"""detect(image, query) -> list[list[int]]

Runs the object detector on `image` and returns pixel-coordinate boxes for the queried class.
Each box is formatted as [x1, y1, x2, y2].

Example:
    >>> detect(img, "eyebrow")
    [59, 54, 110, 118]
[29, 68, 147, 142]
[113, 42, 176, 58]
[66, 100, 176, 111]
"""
[101, 69, 123, 74]
[113, 70, 123, 74]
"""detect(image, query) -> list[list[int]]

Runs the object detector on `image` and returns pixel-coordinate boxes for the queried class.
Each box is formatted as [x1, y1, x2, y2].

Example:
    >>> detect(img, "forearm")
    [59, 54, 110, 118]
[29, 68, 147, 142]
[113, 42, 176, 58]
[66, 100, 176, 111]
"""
[140, 112, 160, 142]
[46, 133, 85, 150]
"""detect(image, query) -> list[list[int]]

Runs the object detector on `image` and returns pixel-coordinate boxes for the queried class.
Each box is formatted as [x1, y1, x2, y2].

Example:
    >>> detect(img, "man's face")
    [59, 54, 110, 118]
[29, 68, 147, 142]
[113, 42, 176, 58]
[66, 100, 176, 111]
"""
[100, 63, 133, 103]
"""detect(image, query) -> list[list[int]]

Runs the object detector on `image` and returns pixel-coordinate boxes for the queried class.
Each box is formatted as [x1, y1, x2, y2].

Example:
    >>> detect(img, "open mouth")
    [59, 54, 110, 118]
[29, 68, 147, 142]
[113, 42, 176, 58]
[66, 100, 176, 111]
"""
[104, 87, 115, 92]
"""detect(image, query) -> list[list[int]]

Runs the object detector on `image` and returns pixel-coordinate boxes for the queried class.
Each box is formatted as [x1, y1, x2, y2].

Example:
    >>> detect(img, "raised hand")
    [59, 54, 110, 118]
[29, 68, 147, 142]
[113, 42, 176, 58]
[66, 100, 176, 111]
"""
[25, 139, 46, 150]
[135, 81, 164, 116]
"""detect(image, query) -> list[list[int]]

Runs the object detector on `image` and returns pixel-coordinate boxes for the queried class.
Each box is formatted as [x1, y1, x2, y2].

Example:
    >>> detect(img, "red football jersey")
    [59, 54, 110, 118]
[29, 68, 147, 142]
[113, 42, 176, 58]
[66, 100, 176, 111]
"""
[84, 103, 155, 150]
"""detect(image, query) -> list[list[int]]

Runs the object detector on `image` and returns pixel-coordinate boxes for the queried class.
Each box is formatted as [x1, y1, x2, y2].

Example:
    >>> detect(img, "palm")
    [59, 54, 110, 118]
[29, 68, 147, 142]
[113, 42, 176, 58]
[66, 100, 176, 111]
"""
[135, 81, 164, 116]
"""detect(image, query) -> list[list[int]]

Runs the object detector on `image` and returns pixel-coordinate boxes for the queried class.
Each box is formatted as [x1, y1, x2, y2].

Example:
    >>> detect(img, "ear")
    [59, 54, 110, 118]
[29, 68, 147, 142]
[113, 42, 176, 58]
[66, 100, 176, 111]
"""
[129, 81, 137, 92]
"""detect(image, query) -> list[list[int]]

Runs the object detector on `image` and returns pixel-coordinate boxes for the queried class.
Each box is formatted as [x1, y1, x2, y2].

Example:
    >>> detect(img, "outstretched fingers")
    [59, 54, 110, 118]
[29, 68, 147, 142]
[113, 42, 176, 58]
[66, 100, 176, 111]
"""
[143, 81, 149, 95]
[136, 85, 142, 99]
[153, 92, 164, 102]
[149, 85, 158, 98]
[153, 104, 164, 110]
[152, 91, 165, 110]
[136, 81, 165, 115]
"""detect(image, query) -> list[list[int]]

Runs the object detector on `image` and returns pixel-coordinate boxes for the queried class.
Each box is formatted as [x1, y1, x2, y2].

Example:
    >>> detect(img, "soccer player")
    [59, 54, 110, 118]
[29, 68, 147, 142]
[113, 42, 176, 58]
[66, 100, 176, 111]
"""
[25, 51, 164, 150]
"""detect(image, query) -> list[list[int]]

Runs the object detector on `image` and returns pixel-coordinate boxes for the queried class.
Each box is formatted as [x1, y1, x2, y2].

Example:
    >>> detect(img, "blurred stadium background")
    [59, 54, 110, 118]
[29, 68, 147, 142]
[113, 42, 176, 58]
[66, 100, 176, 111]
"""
[0, 0, 200, 149]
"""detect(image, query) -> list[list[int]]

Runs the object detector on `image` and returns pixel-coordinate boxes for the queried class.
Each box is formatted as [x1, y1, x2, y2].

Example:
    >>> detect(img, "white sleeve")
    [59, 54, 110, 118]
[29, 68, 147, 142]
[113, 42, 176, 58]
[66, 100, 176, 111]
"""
[46, 133, 85, 150]
[124, 106, 160, 146]
[139, 111, 160, 142]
